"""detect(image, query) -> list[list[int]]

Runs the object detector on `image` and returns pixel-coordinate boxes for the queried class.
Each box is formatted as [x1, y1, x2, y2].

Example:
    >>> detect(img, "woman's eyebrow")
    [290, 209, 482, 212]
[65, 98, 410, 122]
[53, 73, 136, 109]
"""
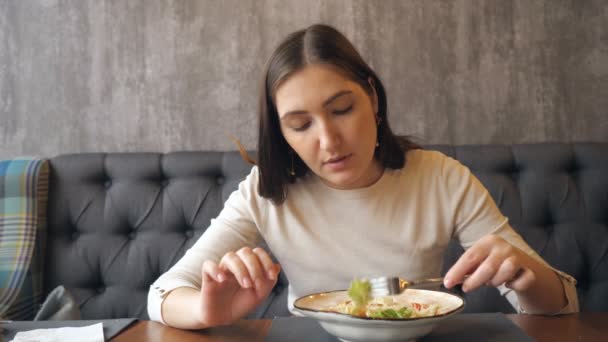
[280, 90, 353, 120]
[322, 90, 353, 107]
[280, 109, 308, 120]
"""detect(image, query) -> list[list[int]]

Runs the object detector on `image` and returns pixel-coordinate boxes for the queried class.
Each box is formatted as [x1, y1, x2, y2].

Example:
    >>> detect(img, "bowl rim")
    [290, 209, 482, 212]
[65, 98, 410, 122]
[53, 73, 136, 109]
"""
[293, 288, 466, 322]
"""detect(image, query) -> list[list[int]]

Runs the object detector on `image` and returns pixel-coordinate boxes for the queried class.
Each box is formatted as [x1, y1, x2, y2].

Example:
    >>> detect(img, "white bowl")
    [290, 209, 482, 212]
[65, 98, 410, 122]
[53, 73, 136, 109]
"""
[293, 289, 464, 342]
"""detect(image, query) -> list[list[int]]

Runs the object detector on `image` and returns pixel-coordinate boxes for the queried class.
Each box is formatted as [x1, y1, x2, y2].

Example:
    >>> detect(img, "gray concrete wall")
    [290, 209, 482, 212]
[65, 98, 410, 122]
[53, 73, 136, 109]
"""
[1, 0, 606, 158]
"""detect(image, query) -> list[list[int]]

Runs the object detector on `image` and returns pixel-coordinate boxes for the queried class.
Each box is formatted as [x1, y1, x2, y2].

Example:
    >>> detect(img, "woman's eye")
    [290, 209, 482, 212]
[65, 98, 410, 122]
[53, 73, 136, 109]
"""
[293, 122, 311, 132]
[333, 105, 353, 115]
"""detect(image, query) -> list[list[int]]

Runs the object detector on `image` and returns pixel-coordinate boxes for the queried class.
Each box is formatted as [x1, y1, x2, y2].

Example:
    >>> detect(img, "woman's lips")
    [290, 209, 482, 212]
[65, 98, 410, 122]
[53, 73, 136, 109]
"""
[323, 154, 352, 170]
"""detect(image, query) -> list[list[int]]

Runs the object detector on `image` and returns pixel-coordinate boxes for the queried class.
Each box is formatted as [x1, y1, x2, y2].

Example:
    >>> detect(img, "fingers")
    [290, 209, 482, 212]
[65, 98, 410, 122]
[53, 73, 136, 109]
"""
[488, 256, 520, 287]
[202, 260, 227, 284]
[444, 236, 493, 288]
[463, 254, 534, 292]
[252, 247, 280, 281]
[220, 250, 254, 288]
[219, 247, 280, 289]
[446, 235, 537, 293]
[462, 252, 505, 292]
[505, 267, 536, 292]
[237, 247, 266, 285]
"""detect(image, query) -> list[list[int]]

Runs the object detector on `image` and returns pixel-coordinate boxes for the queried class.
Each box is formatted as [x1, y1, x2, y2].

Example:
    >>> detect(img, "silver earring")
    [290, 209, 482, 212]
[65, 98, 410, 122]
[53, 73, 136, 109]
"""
[290, 153, 295, 176]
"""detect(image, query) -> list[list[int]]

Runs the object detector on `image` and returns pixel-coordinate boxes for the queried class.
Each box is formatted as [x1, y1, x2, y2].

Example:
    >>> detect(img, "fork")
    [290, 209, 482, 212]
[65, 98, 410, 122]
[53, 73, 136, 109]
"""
[369, 275, 470, 297]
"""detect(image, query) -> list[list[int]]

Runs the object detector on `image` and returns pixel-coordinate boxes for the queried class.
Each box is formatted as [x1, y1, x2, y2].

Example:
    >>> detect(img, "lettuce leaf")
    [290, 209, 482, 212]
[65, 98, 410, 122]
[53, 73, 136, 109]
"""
[368, 307, 413, 319]
[347, 278, 371, 315]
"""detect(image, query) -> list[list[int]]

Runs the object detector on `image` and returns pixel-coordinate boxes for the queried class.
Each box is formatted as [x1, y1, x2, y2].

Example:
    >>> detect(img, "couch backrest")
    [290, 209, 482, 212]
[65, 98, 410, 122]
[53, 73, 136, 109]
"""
[435, 143, 608, 313]
[45, 143, 608, 319]
[45, 151, 280, 319]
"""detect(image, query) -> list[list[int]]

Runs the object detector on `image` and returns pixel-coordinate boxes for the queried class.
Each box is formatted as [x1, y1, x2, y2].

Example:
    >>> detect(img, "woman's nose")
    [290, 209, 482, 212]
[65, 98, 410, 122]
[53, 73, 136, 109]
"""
[318, 121, 341, 151]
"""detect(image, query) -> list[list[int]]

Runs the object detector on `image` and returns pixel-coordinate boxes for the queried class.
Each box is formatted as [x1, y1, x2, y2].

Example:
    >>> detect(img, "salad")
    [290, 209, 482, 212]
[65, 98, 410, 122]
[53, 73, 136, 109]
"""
[326, 279, 440, 319]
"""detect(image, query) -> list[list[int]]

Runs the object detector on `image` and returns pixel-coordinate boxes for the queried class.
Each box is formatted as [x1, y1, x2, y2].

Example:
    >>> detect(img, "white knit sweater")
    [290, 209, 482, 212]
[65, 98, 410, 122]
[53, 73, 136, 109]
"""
[148, 149, 578, 323]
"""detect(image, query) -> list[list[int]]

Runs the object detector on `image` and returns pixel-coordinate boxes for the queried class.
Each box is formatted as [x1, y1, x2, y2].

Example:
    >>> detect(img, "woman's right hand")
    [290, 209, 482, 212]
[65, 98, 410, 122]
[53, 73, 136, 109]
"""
[195, 247, 281, 327]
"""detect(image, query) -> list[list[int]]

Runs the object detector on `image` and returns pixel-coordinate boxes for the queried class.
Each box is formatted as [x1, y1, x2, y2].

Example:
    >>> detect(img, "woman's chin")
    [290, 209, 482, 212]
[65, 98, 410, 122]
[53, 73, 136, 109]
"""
[319, 172, 363, 190]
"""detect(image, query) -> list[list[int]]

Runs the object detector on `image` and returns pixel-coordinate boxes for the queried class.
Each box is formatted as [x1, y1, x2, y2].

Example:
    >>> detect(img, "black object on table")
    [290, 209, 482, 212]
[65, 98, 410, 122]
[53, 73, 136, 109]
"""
[265, 313, 534, 342]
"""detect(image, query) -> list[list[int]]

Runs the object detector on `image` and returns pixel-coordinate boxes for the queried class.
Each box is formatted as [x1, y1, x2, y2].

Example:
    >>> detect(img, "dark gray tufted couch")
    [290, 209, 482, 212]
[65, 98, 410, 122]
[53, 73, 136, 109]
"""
[43, 143, 608, 320]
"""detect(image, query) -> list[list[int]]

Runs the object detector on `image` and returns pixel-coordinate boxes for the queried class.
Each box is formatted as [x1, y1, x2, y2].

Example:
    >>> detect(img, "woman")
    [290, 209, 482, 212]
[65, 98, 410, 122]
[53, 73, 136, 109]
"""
[148, 24, 578, 329]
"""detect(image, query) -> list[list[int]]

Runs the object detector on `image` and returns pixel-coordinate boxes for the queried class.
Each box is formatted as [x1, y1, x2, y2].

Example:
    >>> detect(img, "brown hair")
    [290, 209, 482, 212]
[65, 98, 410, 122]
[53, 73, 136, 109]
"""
[245, 24, 418, 204]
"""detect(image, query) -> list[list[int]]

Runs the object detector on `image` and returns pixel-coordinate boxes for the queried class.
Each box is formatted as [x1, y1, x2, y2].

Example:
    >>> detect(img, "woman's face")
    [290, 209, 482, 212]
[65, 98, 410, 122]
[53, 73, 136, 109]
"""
[275, 64, 383, 189]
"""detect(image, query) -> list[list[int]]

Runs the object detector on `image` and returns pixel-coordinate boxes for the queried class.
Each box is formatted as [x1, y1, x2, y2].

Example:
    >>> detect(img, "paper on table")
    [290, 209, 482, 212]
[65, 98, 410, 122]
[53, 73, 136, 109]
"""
[10, 322, 104, 342]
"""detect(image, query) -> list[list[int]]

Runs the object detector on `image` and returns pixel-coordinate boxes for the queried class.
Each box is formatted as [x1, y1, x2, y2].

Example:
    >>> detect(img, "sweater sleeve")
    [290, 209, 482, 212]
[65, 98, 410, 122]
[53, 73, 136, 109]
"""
[147, 167, 266, 324]
[440, 153, 507, 248]
[441, 153, 579, 314]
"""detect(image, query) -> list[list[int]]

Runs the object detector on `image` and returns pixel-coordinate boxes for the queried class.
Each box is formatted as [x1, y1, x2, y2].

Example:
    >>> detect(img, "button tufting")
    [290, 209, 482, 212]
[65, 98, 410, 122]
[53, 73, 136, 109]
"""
[104, 180, 112, 188]
[161, 179, 169, 187]
[71, 231, 80, 240]
[97, 287, 105, 294]
[185, 230, 194, 238]
[128, 232, 137, 240]
[216, 176, 225, 185]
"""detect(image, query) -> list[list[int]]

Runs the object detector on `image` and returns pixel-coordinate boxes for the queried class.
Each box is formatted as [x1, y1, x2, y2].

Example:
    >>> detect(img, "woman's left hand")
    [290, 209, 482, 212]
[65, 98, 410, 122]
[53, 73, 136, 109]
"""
[443, 234, 537, 293]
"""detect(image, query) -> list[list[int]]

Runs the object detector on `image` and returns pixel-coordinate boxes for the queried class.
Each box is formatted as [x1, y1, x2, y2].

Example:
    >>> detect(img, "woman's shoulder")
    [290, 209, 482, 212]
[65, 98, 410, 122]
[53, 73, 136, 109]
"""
[405, 148, 453, 169]
[229, 165, 265, 202]
[402, 148, 472, 182]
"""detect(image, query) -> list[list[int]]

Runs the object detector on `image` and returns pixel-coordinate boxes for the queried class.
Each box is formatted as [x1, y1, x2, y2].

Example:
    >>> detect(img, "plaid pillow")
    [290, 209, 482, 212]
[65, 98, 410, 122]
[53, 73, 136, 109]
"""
[0, 157, 48, 320]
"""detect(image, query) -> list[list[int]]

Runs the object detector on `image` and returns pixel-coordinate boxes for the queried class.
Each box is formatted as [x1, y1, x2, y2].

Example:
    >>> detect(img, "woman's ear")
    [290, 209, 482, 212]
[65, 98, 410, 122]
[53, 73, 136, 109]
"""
[368, 77, 379, 115]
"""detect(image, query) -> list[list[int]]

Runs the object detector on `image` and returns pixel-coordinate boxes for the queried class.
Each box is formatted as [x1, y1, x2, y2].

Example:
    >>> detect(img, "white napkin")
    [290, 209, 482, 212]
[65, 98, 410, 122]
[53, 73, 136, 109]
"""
[10, 322, 104, 342]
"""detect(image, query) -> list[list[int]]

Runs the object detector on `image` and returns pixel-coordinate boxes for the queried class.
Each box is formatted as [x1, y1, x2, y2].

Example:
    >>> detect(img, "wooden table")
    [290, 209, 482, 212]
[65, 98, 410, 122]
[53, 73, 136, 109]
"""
[111, 312, 608, 342]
